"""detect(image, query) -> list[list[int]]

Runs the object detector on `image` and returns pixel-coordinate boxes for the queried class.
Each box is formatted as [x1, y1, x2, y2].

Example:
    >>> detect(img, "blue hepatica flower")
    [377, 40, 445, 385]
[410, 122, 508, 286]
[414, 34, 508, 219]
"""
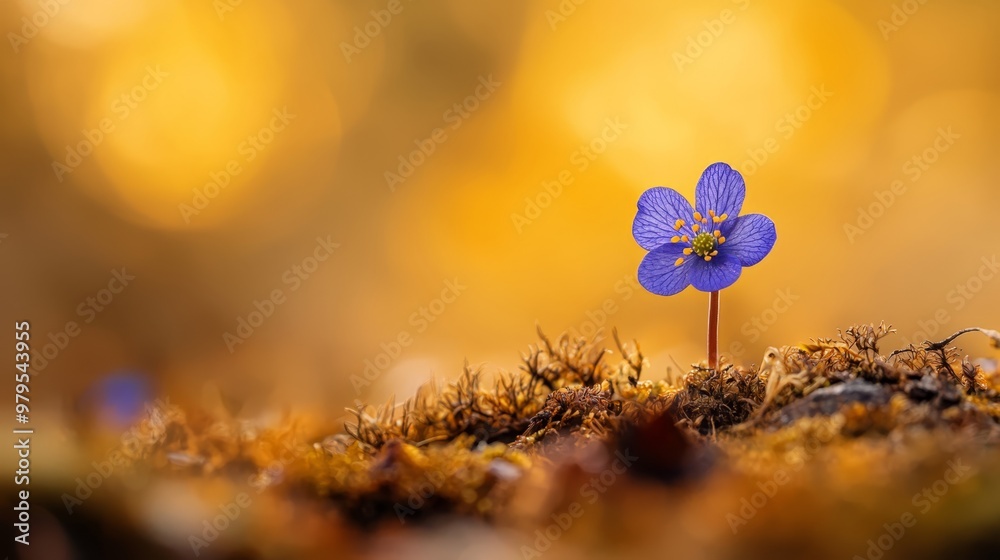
[633, 162, 776, 296]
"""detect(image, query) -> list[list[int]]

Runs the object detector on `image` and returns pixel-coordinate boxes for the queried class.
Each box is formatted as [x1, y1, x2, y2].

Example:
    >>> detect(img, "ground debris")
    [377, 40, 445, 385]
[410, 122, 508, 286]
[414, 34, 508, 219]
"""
[120, 324, 1000, 529]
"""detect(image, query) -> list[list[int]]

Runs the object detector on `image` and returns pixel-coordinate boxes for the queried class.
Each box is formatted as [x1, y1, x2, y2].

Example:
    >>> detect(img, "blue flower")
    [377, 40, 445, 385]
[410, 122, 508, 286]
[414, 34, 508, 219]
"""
[632, 162, 776, 295]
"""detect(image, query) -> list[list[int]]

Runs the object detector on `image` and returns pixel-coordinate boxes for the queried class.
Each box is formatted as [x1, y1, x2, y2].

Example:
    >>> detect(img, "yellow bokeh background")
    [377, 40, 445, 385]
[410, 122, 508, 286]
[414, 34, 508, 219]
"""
[2, 0, 999, 419]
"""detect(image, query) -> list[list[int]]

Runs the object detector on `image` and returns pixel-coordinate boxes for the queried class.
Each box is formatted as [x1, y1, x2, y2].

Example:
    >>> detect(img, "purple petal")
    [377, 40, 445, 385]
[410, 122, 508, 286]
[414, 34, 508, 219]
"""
[632, 187, 695, 250]
[694, 163, 745, 222]
[638, 243, 692, 296]
[688, 252, 742, 292]
[720, 214, 776, 266]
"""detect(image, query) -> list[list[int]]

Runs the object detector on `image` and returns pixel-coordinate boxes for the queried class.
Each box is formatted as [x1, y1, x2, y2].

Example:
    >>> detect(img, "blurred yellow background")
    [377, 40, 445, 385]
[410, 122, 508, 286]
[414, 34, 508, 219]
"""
[2, 0, 999, 422]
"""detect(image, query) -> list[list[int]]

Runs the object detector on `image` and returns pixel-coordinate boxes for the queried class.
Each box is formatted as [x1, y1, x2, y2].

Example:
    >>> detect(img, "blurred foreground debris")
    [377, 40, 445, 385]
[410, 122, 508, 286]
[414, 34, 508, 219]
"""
[22, 324, 1000, 559]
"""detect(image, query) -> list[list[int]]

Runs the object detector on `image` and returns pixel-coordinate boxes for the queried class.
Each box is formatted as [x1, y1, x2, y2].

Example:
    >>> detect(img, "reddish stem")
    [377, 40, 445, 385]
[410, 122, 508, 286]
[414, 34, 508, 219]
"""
[707, 290, 720, 369]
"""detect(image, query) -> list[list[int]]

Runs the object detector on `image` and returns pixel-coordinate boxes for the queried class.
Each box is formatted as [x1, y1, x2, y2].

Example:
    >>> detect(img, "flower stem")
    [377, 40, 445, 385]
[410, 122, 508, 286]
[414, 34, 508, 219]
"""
[707, 290, 720, 369]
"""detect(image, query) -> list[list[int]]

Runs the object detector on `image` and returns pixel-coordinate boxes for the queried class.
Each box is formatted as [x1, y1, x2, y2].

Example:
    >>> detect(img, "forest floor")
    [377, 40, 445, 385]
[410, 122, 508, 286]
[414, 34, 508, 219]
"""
[15, 324, 1000, 560]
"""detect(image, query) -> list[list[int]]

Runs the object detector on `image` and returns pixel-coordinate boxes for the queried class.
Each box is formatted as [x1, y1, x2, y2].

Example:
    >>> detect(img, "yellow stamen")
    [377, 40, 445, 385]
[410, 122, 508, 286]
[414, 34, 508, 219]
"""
[683, 248, 693, 255]
[710, 250, 719, 256]
[704, 255, 712, 261]
[674, 219, 685, 230]
[713, 230, 722, 237]
[671, 235, 681, 243]
[718, 236, 726, 244]
[674, 257, 685, 267]
[708, 210, 716, 217]
[712, 216, 721, 223]
[692, 224, 700, 233]
[693, 212, 703, 222]
[719, 214, 728, 221]
[681, 235, 690, 242]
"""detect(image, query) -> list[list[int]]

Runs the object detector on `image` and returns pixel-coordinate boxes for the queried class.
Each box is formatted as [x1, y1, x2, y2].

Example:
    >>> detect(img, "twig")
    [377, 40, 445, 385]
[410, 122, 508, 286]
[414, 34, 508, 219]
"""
[888, 327, 1000, 359]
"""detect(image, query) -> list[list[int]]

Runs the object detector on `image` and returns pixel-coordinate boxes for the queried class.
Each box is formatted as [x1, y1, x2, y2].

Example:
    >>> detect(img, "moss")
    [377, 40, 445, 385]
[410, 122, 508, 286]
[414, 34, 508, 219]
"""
[116, 324, 1000, 539]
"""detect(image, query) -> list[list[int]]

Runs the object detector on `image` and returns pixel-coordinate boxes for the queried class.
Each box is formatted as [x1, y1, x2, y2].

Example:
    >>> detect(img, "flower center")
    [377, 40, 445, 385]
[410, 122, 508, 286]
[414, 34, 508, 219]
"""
[691, 232, 716, 257]
[671, 210, 729, 266]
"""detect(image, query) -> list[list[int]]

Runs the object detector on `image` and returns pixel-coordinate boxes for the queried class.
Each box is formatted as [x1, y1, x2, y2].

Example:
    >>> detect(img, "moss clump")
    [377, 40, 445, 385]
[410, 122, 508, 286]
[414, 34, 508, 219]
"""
[295, 435, 529, 527]
[111, 324, 1000, 541]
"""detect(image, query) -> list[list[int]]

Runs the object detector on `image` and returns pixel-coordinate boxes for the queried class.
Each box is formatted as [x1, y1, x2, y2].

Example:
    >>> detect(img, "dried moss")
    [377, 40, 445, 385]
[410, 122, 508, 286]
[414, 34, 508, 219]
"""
[296, 436, 529, 527]
[119, 323, 1000, 531]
